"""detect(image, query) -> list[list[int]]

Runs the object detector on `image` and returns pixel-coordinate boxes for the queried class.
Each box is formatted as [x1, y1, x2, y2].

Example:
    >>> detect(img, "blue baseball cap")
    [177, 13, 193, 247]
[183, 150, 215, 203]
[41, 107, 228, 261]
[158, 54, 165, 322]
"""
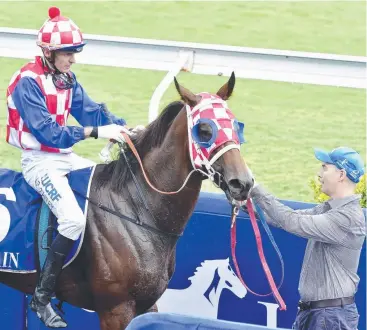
[314, 147, 365, 183]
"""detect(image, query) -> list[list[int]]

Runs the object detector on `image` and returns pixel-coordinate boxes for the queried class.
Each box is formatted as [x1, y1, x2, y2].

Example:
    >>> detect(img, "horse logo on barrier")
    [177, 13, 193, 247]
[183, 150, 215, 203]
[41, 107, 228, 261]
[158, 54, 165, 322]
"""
[157, 258, 247, 318]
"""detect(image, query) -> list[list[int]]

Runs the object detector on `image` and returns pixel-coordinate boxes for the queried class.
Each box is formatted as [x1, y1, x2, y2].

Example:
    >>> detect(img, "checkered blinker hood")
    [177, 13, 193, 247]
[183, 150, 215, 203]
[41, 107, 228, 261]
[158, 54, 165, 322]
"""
[187, 92, 245, 169]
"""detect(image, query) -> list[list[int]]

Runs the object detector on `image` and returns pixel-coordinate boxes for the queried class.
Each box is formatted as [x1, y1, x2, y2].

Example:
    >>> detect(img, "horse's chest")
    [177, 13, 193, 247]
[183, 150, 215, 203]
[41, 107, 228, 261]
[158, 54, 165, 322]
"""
[132, 249, 172, 299]
[91, 218, 175, 302]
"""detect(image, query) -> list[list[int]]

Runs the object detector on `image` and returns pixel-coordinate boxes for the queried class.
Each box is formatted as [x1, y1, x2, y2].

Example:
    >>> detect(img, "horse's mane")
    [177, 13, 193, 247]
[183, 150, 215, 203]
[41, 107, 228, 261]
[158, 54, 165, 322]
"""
[188, 259, 229, 284]
[95, 100, 184, 192]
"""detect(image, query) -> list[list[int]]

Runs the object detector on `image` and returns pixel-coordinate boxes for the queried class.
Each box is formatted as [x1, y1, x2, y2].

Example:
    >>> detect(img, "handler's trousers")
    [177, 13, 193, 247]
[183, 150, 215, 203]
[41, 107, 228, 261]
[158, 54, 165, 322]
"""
[292, 303, 359, 330]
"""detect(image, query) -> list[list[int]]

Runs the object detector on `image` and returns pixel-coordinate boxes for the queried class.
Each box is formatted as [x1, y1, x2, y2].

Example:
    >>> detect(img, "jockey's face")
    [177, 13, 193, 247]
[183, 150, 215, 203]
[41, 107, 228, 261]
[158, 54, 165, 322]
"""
[54, 51, 76, 73]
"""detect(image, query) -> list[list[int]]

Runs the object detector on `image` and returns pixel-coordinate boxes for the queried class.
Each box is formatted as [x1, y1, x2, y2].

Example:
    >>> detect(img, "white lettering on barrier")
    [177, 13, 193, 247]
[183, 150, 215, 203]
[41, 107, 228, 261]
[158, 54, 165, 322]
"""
[1, 252, 19, 268]
[258, 301, 279, 328]
[0, 187, 16, 243]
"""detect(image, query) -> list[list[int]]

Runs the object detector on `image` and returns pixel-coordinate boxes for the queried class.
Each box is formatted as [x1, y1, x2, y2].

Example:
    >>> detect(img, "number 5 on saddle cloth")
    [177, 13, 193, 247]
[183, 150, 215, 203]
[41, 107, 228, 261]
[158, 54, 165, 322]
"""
[0, 166, 94, 273]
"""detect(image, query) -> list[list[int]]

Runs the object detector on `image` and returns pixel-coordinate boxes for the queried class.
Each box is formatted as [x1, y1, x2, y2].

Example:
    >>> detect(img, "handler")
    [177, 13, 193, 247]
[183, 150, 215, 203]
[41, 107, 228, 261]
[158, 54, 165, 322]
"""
[249, 147, 365, 330]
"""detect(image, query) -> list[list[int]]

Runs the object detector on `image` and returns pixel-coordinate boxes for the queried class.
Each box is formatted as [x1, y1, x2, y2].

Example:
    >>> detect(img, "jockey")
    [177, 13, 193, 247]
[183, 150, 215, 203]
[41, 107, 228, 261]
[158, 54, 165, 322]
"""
[6, 7, 130, 328]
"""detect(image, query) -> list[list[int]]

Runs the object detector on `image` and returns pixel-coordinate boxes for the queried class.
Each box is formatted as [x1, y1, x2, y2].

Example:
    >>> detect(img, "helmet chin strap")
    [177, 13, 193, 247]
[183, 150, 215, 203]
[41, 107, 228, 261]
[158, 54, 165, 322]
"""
[41, 50, 74, 90]
[41, 51, 57, 73]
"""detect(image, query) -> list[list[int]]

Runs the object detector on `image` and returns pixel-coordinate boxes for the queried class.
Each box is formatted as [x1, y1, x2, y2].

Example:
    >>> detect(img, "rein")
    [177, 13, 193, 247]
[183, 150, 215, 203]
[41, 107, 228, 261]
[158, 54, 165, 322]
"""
[122, 133, 207, 194]
[122, 133, 287, 310]
[230, 199, 287, 311]
[85, 99, 241, 238]
[95, 100, 287, 309]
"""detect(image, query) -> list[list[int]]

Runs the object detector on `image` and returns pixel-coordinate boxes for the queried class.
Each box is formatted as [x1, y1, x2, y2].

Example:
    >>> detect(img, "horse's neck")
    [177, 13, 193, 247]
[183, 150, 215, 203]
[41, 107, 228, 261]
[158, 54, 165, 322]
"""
[141, 144, 201, 235]
[133, 119, 202, 236]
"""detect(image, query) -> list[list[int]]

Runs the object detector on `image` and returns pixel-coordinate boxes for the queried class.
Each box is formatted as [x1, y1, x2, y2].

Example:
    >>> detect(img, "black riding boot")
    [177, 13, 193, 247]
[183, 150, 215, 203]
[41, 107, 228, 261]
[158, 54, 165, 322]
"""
[30, 233, 74, 328]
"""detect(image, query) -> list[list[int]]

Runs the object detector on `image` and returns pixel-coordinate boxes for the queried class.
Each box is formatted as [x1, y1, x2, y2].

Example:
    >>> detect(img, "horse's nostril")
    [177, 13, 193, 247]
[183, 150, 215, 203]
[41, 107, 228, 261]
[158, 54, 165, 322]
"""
[228, 179, 253, 200]
[228, 179, 242, 191]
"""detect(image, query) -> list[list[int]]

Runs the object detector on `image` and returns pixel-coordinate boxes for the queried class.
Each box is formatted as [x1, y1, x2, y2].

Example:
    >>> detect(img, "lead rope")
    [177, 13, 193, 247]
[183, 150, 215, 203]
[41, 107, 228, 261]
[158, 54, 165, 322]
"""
[230, 199, 286, 311]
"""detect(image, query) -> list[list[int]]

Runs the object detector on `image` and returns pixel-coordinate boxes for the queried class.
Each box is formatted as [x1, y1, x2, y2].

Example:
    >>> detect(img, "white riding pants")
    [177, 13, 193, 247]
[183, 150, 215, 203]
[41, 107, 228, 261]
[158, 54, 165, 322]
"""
[21, 150, 95, 241]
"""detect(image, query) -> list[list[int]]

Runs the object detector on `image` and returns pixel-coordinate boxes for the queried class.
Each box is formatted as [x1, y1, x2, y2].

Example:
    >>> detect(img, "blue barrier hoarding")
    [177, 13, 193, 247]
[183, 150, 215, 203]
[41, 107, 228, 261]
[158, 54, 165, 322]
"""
[157, 192, 366, 329]
[0, 285, 26, 330]
[0, 192, 365, 329]
[126, 313, 283, 330]
[25, 296, 100, 330]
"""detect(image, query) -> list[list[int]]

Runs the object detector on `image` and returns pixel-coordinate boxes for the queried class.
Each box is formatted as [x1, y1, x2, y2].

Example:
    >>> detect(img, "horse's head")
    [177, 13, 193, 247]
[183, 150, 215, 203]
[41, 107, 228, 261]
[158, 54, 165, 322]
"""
[218, 258, 247, 298]
[174, 72, 254, 201]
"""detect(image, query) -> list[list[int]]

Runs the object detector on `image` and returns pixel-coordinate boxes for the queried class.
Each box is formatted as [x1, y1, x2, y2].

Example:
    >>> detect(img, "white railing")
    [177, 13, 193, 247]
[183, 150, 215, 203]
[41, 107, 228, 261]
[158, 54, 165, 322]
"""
[1, 27, 366, 121]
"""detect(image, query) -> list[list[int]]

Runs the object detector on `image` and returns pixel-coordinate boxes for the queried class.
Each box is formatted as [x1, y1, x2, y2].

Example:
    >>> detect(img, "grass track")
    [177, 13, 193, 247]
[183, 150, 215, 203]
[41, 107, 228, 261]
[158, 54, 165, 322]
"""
[0, 1, 365, 55]
[1, 57, 364, 202]
[0, 1, 365, 201]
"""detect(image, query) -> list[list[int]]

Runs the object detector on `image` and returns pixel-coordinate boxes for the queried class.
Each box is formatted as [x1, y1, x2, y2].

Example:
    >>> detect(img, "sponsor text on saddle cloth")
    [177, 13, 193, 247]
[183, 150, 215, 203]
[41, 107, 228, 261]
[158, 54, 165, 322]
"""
[0, 166, 94, 272]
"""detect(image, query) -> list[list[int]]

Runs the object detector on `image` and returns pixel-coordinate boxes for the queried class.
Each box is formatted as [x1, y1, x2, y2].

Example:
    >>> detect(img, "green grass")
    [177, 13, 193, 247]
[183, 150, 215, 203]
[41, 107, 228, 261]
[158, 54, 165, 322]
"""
[0, 1, 365, 55]
[1, 57, 365, 202]
[0, 1, 365, 202]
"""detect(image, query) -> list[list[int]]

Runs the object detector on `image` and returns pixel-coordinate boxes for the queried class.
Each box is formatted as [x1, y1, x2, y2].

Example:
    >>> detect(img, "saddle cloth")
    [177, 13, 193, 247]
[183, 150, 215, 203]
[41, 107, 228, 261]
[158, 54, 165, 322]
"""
[0, 166, 95, 273]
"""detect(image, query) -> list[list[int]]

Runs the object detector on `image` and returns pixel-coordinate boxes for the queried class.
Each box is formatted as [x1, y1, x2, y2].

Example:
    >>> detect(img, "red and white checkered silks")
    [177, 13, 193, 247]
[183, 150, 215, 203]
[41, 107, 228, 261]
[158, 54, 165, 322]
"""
[6, 56, 73, 153]
[187, 92, 241, 169]
[37, 10, 84, 51]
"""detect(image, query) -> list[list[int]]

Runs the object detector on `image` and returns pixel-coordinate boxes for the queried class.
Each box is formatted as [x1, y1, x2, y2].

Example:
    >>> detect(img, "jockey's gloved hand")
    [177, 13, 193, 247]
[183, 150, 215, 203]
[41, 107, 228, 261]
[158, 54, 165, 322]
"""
[95, 124, 130, 144]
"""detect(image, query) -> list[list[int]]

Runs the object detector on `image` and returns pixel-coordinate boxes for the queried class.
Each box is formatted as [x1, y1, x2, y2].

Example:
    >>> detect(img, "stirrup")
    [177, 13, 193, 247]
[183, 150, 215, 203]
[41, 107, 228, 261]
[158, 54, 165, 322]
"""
[30, 299, 67, 328]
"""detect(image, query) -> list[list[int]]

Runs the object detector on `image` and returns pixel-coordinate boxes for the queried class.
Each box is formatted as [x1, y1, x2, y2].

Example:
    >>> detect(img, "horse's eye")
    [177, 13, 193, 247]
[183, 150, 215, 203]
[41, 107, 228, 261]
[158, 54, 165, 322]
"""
[199, 123, 213, 143]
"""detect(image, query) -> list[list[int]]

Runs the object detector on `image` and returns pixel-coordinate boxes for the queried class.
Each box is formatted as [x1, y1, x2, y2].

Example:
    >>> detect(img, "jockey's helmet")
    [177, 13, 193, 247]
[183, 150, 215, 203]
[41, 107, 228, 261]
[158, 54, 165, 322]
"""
[37, 7, 86, 53]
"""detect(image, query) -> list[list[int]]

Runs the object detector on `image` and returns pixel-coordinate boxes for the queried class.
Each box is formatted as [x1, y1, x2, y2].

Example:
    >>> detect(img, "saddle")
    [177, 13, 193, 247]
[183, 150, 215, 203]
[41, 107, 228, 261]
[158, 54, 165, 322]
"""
[0, 167, 95, 273]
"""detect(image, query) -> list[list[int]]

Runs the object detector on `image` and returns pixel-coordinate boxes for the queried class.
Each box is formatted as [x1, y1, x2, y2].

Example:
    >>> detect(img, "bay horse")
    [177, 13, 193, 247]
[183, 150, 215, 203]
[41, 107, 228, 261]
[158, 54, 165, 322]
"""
[0, 73, 253, 329]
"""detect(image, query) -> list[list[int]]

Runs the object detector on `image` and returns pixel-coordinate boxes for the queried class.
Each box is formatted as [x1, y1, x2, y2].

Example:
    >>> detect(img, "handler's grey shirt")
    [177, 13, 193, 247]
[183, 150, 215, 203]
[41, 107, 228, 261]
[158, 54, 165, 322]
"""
[251, 185, 365, 302]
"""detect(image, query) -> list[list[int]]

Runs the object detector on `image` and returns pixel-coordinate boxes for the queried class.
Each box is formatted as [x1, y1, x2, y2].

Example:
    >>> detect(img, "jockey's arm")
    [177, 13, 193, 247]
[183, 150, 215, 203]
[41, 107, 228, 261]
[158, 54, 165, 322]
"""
[12, 77, 86, 148]
[70, 74, 126, 127]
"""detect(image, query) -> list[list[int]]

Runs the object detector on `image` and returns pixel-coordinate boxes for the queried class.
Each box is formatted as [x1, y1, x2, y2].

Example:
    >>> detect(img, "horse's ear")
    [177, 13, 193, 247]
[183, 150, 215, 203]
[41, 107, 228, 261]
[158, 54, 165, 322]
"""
[216, 72, 235, 100]
[174, 77, 201, 108]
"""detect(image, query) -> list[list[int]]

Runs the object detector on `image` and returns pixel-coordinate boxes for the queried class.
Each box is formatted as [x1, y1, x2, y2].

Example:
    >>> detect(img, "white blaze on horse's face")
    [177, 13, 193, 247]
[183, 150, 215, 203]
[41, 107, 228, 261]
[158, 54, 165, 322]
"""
[218, 258, 247, 298]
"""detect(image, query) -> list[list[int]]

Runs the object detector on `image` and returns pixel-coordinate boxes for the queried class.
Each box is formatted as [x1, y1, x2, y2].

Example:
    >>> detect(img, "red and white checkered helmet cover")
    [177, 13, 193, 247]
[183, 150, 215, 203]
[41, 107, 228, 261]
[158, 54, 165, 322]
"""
[37, 7, 85, 52]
